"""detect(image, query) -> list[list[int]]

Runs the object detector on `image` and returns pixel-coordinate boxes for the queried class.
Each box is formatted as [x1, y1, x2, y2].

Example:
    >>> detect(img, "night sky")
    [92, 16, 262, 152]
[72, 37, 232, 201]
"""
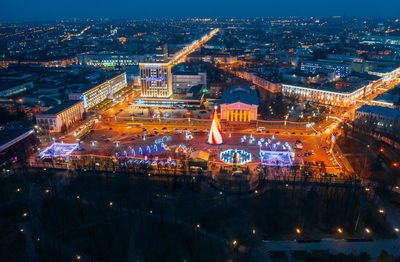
[1, 0, 400, 22]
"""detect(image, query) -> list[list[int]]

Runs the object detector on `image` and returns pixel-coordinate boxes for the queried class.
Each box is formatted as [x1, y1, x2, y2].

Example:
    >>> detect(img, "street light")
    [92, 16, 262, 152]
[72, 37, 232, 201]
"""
[337, 228, 343, 234]
[296, 228, 301, 234]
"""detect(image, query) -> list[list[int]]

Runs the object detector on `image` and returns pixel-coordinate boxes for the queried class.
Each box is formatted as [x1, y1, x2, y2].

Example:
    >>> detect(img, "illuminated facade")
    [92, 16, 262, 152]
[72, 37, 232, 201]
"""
[220, 85, 258, 122]
[77, 53, 147, 67]
[139, 63, 172, 97]
[0, 78, 33, 97]
[36, 101, 84, 132]
[301, 60, 351, 77]
[80, 73, 127, 109]
[281, 83, 374, 107]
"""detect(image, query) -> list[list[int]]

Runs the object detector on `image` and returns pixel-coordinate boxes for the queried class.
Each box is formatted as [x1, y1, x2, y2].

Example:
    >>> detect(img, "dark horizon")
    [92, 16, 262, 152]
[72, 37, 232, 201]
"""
[1, 0, 400, 23]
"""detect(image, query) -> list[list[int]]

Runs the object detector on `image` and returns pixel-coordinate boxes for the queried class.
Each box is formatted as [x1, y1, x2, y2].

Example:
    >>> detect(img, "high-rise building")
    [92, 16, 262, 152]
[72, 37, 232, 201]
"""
[156, 44, 168, 62]
[139, 63, 172, 97]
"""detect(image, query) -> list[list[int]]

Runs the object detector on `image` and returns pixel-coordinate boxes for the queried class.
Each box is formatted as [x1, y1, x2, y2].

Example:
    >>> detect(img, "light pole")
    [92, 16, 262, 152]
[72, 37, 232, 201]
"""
[284, 114, 289, 129]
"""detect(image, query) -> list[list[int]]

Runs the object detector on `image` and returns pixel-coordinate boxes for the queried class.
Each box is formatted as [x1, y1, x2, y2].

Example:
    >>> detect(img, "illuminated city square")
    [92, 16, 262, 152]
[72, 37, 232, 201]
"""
[1, 5, 400, 261]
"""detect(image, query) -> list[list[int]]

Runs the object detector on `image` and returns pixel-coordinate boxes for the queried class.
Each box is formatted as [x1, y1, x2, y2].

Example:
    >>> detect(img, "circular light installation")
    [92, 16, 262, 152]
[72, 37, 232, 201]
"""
[220, 149, 252, 165]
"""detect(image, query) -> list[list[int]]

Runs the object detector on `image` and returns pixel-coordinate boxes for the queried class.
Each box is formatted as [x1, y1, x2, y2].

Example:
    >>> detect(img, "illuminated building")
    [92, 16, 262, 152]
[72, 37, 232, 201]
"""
[359, 35, 400, 46]
[156, 44, 168, 62]
[36, 100, 84, 132]
[139, 63, 172, 97]
[355, 105, 400, 134]
[208, 108, 223, 145]
[186, 54, 237, 64]
[220, 85, 258, 122]
[77, 53, 147, 67]
[0, 74, 33, 97]
[172, 72, 207, 94]
[281, 83, 374, 107]
[301, 60, 351, 77]
[243, 72, 281, 93]
[70, 73, 127, 109]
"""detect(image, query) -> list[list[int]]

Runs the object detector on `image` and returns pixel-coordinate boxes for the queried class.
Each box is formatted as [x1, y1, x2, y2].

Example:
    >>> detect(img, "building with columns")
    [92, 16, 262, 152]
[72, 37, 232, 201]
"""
[220, 85, 258, 123]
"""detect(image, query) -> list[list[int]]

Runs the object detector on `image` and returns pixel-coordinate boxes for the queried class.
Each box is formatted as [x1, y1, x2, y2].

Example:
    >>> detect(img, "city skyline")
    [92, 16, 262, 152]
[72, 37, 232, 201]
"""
[1, 0, 400, 22]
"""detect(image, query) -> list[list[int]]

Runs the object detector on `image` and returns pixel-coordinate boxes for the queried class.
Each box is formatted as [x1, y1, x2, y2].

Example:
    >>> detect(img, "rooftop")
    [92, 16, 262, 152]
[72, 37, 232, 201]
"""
[221, 85, 259, 106]
[356, 104, 400, 119]
[39, 100, 82, 115]
[0, 127, 34, 152]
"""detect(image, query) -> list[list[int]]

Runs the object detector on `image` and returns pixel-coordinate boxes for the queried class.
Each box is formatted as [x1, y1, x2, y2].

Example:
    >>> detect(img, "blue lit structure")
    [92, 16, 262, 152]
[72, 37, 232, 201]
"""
[220, 149, 252, 165]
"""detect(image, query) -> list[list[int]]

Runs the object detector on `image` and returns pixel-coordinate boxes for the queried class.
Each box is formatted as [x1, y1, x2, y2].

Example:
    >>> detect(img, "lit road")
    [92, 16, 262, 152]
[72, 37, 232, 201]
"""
[168, 28, 219, 65]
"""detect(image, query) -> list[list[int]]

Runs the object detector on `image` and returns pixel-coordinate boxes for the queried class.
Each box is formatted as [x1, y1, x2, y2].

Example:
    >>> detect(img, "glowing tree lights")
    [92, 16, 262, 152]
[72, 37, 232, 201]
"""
[207, 107, 223, 145]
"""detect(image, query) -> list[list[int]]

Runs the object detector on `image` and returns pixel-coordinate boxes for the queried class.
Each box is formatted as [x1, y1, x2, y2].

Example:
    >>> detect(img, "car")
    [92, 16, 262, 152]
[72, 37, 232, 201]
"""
[162, 127, 167, 130]
[131, 137, 136, 141]
[291, 132, 296, 134]
[149, 134, 155, 137]
[183, 128, 187, 130]
[265, 130, 270, 133]
[275, 131, 280, 134]
[283, 132, 289, 134]
[153, 127, 158, 130]
[108, 127, 112, 130]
